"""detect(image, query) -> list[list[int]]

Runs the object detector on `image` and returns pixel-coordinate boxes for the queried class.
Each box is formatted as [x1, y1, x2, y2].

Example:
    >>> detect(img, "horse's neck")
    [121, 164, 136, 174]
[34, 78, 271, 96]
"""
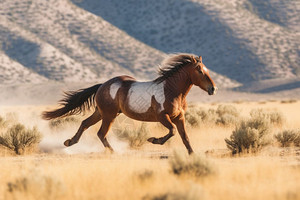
[164, 72, 193, 99]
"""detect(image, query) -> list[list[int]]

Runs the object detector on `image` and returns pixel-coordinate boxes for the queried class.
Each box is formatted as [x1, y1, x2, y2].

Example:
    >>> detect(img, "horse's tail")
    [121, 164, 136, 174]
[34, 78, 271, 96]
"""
[42, 84, 102, 120]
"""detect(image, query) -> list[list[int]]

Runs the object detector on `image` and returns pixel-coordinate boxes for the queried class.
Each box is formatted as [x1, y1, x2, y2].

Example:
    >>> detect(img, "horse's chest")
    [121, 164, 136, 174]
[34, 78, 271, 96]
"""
[127, 82, 165, 113]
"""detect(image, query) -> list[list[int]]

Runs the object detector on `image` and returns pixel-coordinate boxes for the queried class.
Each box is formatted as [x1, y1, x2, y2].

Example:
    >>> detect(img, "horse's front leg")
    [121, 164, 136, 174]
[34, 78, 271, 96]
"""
[173, 114, 194, 155]
[147, 113, 175, 145]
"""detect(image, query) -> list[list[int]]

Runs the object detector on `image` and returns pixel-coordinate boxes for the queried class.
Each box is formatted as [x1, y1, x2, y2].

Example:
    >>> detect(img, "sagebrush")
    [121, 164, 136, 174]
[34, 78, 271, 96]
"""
[170, 151, 215, 177]
[0, 123, 42, 155]
[215, 105, 240, 126]
[225, 116, 272, 154]
[185, 104, 240, 127]
[250, 109, 285, 126]
[114, 123, 149, 149]
[274, 130, 300, 147]
[184, 106, 216, 127]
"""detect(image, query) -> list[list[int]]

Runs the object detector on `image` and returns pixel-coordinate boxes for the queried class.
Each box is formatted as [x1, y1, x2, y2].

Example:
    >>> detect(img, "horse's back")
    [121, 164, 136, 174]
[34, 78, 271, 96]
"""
[95, 76, 136, 114]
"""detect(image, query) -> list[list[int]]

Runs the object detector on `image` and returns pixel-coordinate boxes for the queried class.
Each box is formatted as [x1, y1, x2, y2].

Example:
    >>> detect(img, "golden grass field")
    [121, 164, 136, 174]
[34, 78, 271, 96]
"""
[0, 100, 300, 200]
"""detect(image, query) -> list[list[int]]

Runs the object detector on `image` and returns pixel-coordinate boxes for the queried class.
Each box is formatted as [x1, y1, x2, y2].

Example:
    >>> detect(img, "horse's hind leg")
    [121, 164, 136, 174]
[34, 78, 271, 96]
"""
[97, 116, 116, 152]
[148, 113, 176, 145]
[64, 109, 102, 147]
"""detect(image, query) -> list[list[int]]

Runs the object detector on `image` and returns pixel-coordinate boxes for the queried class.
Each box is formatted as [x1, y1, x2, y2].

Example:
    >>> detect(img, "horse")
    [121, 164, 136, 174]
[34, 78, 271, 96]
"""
[42, 54, 217, 154]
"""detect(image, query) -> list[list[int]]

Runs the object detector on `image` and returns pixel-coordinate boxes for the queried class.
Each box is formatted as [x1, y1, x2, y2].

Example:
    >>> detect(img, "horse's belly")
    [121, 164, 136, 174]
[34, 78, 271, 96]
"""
[126, 81, 165, 114]
[122, 111, 158, 122]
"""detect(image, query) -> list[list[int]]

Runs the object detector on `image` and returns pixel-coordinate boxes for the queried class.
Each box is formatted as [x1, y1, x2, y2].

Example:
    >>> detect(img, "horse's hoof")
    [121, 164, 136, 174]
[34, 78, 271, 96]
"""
[147, 137, 156, 143]
[148, 137, 162, 144]
[104, 148, 114, 154]
[64, 139, 72, 147]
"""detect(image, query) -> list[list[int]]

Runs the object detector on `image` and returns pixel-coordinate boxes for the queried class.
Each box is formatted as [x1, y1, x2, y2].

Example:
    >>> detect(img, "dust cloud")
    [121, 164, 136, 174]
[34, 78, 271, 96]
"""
[0, 105, 129, 155]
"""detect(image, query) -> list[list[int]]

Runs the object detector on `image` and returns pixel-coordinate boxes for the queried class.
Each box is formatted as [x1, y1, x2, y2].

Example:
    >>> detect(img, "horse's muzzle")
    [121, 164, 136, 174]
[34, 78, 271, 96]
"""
[208, 86, 218, 95]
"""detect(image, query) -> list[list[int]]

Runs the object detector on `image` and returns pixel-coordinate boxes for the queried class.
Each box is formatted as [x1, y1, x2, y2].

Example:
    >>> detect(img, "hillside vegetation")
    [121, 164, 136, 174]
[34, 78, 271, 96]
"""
[0, 0, 298, 87]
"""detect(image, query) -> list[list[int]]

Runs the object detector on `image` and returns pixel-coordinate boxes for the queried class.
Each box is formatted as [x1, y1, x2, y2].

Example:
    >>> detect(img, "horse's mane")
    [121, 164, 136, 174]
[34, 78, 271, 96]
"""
[154, 53, 198, 83]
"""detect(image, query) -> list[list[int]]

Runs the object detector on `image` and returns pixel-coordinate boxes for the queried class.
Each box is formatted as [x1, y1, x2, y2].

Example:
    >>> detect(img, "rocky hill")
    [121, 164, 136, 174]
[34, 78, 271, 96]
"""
[0, 0, 299, 91]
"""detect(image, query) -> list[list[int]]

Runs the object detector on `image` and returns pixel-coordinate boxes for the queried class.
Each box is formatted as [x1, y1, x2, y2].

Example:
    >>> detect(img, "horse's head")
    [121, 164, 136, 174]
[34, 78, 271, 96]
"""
[189, 56, 217, 95]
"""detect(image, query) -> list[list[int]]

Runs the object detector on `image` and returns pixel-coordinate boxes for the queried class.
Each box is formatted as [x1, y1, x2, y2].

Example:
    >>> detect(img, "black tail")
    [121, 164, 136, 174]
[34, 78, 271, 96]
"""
[42, 84, 102, 120]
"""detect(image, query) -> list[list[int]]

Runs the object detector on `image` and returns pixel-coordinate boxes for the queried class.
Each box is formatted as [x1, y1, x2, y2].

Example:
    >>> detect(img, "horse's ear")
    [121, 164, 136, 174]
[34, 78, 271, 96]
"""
[191, 56, 197, 63]
[199, 56, 202, 62]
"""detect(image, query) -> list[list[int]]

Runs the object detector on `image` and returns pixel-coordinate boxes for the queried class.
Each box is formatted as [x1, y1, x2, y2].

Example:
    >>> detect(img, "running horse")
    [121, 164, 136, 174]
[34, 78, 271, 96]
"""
[42, 54, 217, 154]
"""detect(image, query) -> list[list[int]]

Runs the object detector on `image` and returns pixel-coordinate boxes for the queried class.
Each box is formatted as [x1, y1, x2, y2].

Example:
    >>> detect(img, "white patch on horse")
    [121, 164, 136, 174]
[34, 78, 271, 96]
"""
[109, 82, 121, 99]
[127, 81, 165, 113]
[203, 66, 208, 73]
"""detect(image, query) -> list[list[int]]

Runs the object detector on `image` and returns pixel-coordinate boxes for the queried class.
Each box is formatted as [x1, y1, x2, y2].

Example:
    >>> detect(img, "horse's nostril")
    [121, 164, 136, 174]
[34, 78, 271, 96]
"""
[210, 86, 217, 95]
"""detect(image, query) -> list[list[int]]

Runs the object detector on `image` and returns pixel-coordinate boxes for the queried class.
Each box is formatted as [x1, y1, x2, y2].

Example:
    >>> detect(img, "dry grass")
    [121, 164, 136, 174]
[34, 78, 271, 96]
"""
[275, 130, 300, 147]
[0, 101, 300, 200]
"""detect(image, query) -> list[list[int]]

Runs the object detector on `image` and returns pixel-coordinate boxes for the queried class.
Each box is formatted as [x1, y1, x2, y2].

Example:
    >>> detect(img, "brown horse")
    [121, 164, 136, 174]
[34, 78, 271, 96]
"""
[42, 54, 217, 154]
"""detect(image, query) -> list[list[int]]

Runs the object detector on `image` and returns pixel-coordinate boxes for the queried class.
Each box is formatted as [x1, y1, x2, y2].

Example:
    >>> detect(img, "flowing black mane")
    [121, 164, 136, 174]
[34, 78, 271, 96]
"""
[154, 54, 198, 83]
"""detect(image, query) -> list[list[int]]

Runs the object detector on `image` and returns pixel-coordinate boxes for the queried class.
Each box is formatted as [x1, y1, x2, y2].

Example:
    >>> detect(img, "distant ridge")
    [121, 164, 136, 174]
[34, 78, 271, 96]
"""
[0, 0, 299, 89]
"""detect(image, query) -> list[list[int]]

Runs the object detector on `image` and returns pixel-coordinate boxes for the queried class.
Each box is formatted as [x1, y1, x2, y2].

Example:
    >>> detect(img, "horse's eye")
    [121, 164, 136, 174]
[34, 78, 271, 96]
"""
[197, 68, 204, 75]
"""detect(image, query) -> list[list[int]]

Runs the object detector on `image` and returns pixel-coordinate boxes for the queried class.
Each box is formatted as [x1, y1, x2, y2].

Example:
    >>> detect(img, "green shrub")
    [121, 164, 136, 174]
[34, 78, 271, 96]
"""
[0, 123, 42, 155]
[115, 123, 149, 149]
[225, 116, 272, 154]
[275, 130, 300, 147]
[169, 151, 215, 177]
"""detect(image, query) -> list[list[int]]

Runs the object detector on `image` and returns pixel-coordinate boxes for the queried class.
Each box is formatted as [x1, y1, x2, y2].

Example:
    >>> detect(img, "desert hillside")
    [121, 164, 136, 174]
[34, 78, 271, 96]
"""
[0, 0, 299, 104]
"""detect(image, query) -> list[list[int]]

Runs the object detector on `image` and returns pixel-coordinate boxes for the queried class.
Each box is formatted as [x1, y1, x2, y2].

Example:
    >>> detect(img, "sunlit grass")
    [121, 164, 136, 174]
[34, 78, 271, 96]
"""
[0, 101, 299, 200]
